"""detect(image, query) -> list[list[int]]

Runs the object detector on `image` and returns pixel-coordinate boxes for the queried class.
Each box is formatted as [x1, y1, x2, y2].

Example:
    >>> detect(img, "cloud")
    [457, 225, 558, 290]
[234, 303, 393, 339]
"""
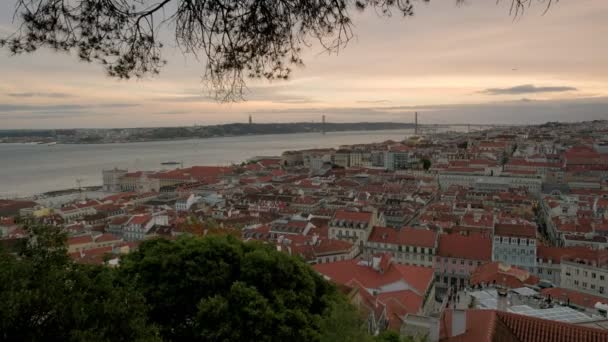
[479, 84, 578, 95]
[151, 85, 317, 104]
[251, 97, 608, 125]
[356, 100, 391, 104]
[0, 103, 138, 113]
[7, 92, 74, 98]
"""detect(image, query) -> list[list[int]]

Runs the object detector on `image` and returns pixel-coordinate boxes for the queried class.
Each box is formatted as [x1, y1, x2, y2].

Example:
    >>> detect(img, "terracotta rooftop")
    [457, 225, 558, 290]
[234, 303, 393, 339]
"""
[367, 226, 437, 248]
[537, 246, 603, 264]
[541, 287, 608, 309]
[67, 235, 93, 245]
[440, 309, 608, 342]
[494, 223, 537, 239]
[128, 214, 152, 226]
[437, 233, 492, 261]
[469, 262, 540, 289]
[332, 210, 373, 223]
[314, 258, 434, 296]
[95, 233, 121, 243]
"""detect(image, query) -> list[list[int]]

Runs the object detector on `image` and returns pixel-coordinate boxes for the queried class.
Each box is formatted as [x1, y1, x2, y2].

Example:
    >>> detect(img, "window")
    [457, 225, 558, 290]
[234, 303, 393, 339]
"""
[600, 287, 605, 294]
[592, 273, 596, 279]
[452, 259, 456, 265]
[584, 271, 588, 277]
[468, 261, 473, 266]
[548, 270, 552, 275]
[574, 280, 579, 286]
[591, 284, 596, 290]
[583, 282, 587, 288]
[600, 275, 605, 281]
[460, 260, 465, 265]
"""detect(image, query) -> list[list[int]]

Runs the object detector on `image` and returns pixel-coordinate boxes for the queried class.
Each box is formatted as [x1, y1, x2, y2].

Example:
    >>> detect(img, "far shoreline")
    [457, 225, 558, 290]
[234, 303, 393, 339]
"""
[0, 126, 419, 145]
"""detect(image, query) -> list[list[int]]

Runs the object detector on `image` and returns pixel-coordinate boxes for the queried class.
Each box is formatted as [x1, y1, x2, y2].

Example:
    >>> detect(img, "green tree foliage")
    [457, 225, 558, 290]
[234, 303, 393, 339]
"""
[119, 235, 358, 341]
[375, 331, 428, 342]
[375, 330, 403, 342]
[421, 158, 432, 171]
[1, 225, 369, 341]
[320, 299, 373, 342]
[0, 225, 159, 342]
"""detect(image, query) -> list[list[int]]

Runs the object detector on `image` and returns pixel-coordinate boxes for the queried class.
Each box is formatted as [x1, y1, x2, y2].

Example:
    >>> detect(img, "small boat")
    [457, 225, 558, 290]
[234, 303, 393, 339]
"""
[47, 142, 57, 146]
[161, 161, 181, 165]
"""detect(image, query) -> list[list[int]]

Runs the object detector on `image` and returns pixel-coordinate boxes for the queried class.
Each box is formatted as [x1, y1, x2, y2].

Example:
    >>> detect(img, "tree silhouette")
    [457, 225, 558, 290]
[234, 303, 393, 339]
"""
[1, 0, 556, 101]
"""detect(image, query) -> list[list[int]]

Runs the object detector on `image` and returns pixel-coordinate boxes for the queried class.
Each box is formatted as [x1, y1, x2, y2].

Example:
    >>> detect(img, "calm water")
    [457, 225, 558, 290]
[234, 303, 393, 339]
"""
[0, 129, 421, 197]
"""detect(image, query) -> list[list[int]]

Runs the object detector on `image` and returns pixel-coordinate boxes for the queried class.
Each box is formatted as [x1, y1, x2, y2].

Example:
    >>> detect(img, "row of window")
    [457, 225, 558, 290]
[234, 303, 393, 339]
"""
[437, 258, 482, 267]
[494, 237, 536, 246]
[572, 280, 606, 294]
[494, 254, 535, 264]
[567, 268, 606, 281]
[367, 249, 433, 263]
[369, 242, 433, 255]
[493, 248, 535, 255]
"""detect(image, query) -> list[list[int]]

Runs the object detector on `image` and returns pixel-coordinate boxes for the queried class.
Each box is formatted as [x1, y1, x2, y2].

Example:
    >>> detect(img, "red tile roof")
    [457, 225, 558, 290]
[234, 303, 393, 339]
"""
[440, 309, 608, 342]
[95, 233, 121, 243]
[69, 246, 114, 265]
[67, 235, 93, 245]
[332, 209, 373, 223]
[537, 246, 599, 264]
[367, 226, 437, 248]
[541, 287, 608, 309]
[314, 259, 434, 295]
[109, 215, 130, 225]
[377, 290, 422, 330]
[437, 233, 492, 261]
[469, 262, 539, 289]
[312, 239, 353, 255]
[494, 223, 537, 238]
[102, 192, 137, 202]
[128, 214, 151, 225]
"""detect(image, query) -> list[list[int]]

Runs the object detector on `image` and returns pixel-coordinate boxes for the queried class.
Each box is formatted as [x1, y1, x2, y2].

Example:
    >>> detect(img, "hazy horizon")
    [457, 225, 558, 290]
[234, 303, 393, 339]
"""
[2, 1, 608, 129]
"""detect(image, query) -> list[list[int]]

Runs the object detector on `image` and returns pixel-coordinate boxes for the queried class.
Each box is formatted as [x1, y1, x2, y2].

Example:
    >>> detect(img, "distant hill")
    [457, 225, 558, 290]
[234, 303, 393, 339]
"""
[0, 122, 415, 144]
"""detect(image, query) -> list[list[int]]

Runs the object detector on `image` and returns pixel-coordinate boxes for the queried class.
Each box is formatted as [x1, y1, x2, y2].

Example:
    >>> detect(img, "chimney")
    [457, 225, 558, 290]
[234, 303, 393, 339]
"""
[372, 255, 382, 271]
[311, 233, 319, 246]
[451, 309, 467, 337]
[497, 292, 509, 312]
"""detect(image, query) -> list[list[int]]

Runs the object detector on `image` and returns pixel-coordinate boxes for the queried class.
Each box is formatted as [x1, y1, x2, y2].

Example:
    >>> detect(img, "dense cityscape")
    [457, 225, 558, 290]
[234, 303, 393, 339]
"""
[2, 0, 607, 340]
[2, 120, 608, 340]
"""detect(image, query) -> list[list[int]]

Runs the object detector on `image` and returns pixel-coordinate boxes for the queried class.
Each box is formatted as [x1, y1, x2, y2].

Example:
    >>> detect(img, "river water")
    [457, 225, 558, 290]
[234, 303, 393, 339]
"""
[0, 129, 430, 197]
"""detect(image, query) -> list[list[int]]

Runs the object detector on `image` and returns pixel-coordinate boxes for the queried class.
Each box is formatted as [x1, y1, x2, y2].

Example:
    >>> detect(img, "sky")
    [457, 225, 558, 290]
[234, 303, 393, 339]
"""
[1, 0, 607, 129]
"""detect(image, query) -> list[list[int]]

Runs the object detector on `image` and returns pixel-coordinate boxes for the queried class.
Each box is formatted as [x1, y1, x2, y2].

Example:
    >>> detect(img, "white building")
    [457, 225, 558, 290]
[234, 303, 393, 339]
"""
[329, 209, 377, 246]
[561, 252, 608, 298]
[492, 223, 537, 272]
[175, 193, 201, 212]
[102, 168, 128, 192]
[123, 213, 169, 241]
[365, 226, 437, 268]
[438, 174, 542, 194]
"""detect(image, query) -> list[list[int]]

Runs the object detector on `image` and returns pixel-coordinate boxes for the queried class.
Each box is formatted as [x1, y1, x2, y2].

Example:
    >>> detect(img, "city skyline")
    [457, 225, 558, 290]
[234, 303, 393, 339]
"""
[1, 0, 608, 128]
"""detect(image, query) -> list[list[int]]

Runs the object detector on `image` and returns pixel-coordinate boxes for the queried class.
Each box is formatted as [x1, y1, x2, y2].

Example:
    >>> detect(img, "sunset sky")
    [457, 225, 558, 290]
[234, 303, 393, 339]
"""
[1, 0, 607, 128]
